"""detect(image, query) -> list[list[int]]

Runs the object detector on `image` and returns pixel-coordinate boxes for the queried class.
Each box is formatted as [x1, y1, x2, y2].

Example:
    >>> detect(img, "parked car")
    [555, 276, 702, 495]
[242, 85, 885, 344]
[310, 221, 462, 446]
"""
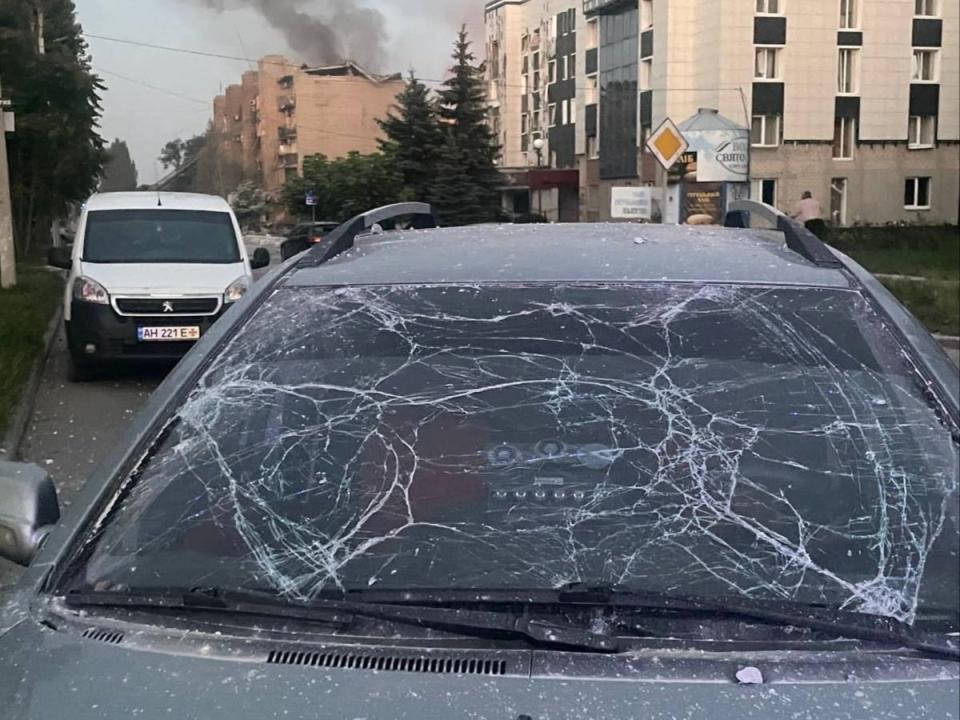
[48, 192, 270, 381]
[279, 220, 341, 261]
[8, 201, 958, 719]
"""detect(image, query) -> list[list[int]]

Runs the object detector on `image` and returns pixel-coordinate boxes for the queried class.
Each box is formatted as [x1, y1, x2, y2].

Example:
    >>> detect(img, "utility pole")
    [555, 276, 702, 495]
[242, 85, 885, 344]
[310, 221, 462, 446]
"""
[0, 73, 16, 289]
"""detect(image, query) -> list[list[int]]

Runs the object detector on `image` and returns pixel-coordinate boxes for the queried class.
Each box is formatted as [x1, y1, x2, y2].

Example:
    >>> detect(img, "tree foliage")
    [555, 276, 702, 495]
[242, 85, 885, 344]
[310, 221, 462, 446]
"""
[378, 72, 443, 202]
[431, 27, 502, 226]
[229, 181, 267, 230]
[282, 152, 410, 222]
[0, 0, 105, 254]
[100, 139, 138, 192]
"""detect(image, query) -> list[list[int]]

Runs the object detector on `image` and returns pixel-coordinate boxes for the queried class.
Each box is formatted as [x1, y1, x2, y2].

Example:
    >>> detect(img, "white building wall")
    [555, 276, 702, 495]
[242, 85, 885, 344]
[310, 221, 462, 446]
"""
[939, 0, 960, 140]
[782, 0, 836, 141]
[859, 0, 913, 141]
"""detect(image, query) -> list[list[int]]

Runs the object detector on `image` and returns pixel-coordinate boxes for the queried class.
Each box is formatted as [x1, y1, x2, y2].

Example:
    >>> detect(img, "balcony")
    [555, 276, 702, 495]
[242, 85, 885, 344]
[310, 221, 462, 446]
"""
[279, 143, 298, 156]
[278, 95, 296, 113]
[278, 127, 298, 143]
[279, 152, 298, 169]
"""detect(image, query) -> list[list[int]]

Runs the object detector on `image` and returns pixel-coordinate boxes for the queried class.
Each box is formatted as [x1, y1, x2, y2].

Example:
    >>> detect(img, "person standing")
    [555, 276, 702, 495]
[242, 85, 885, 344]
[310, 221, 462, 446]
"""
[791, 191, 826, 238]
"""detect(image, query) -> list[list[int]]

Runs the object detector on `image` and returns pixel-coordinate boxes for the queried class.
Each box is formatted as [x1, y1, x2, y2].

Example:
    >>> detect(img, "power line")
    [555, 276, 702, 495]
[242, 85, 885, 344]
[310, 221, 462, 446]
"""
[85, 31, 747, 96]
[94, 66, 211, 106]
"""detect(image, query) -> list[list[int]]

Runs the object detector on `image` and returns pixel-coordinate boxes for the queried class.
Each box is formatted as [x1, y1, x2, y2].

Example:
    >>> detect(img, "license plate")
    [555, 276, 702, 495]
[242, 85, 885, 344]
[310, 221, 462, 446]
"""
[137, 326, 201, 342]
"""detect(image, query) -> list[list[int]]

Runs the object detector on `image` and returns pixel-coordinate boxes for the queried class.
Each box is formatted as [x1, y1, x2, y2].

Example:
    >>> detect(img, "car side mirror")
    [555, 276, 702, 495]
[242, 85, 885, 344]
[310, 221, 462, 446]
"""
[0, 462, 60, 567]
[251, 248, 270, 270]
[48, 246, 72, 270]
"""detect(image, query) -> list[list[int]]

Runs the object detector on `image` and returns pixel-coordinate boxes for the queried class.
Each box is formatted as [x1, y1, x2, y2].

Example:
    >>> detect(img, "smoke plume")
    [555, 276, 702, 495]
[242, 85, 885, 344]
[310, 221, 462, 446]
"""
[199, 0, 388, 70]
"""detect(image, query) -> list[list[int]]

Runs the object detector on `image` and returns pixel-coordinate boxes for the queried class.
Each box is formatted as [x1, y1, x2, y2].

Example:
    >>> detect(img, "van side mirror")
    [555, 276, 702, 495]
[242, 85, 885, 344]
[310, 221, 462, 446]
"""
[251, 248, 270, 270]
[48, 246, 72, 270]
[0, 462, 60, 567]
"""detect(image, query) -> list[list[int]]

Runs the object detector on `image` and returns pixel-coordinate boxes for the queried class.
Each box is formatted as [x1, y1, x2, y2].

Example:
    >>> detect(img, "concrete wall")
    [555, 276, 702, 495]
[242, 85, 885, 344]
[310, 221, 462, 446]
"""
[752, 143, 960, 224]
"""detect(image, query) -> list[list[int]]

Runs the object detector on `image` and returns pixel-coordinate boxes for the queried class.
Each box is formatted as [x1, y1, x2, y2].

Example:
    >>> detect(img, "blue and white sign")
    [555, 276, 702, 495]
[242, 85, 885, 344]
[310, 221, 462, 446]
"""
[305, 190, 318, 206]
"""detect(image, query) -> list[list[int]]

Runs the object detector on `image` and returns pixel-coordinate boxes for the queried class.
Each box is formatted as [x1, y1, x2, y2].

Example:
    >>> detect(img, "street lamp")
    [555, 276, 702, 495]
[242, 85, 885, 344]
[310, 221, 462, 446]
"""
[532, 137, 545, 167]
[532, 137, 545, 217]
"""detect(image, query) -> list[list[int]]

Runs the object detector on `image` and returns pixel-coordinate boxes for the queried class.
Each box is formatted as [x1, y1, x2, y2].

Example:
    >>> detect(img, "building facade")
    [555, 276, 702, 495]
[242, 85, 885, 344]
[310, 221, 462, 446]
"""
[213, 58, 404, 197]
[485, 0, 959, 224]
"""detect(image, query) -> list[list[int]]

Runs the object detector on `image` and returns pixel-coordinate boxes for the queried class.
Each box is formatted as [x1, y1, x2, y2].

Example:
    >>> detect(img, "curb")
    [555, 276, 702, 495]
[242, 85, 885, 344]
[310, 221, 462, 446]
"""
[0, 304, 64, 462]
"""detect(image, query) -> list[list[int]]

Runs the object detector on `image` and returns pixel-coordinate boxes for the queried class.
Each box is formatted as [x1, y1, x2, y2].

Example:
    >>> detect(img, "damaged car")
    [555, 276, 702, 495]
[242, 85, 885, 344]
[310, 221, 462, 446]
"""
[1, 202, 957, 719]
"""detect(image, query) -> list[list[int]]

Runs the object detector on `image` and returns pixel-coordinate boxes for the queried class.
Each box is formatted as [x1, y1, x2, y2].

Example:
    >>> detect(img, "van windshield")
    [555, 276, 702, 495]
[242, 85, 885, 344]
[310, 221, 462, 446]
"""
[83, 209, 241, 264]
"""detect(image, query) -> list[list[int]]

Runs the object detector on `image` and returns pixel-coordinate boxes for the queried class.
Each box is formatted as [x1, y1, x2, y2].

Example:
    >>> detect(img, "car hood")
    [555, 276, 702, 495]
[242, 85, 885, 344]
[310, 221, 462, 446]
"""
[79, 262, 248, 295]
[1, 619, 957, 720]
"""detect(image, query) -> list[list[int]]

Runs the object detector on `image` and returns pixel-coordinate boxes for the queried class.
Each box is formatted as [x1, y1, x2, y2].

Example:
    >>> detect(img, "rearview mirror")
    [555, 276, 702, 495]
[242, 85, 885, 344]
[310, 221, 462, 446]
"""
[48, 246, 72, 271]
[0, 462, 60, 567]
[250, 248, 270, 270]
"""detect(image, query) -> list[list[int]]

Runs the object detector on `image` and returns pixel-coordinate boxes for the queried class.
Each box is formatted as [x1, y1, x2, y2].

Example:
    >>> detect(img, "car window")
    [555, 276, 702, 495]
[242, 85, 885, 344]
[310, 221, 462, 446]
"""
[83, 210, 241, 264]
[68, 283, 959, 626]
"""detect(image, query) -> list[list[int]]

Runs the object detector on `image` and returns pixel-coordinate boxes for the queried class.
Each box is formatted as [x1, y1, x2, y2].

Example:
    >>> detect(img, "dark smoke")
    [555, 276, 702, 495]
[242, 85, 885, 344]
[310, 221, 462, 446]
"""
[199, 0, 388, 69]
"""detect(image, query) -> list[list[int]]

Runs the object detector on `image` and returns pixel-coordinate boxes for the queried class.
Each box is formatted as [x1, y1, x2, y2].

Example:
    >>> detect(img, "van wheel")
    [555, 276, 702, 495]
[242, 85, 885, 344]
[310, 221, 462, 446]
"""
[68, 351, 97, 382]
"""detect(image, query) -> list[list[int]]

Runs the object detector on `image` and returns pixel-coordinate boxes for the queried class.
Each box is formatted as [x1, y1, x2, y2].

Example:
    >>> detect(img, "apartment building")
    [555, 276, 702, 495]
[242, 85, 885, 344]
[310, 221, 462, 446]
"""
[485, 0, 959, 224]
[213, 57, 404, 196]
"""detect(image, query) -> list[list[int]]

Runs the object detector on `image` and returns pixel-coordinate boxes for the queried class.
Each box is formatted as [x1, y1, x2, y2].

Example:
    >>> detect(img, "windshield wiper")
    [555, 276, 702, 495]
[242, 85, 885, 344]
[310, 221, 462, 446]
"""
[326, 584, 960, 662]
[63, 587, 619, 654]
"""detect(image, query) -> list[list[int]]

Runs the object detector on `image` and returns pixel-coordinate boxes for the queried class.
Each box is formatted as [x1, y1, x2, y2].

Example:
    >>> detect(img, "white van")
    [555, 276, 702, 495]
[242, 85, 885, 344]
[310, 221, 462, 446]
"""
[49, 192, 269, 380]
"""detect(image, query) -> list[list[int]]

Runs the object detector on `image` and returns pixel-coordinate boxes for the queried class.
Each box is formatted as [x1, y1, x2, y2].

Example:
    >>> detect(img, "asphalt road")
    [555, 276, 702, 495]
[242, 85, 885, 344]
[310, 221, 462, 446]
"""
[0, 236, 957, 593]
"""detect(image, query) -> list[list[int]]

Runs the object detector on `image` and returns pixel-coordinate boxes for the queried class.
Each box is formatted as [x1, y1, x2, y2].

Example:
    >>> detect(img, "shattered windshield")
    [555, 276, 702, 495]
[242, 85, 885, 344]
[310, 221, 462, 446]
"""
[69, 283, 959, 625]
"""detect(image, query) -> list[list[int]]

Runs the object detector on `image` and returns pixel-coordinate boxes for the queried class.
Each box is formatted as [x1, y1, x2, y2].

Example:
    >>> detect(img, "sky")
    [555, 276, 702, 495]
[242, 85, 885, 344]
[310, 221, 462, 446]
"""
[74, 0, 484, 185]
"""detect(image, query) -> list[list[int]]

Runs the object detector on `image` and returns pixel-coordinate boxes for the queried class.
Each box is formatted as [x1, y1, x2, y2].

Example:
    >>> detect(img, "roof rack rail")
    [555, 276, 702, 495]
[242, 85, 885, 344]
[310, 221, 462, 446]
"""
[301, 202, 437, 267]
[724, 199, 842, 268]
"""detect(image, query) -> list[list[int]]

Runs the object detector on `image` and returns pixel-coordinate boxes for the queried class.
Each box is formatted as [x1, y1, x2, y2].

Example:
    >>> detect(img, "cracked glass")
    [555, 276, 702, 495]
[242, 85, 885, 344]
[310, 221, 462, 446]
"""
[69, 283, 959, 625]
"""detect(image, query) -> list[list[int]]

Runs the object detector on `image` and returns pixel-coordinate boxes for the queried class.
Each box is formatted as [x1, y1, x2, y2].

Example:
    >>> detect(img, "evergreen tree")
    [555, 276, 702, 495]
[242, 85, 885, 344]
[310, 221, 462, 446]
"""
[100, 139, 138, 192]
[378, 72, 443, 201]
[433, 27, 501, 226]
[0, 0, 105, 255]
[430, 135, 481, 228]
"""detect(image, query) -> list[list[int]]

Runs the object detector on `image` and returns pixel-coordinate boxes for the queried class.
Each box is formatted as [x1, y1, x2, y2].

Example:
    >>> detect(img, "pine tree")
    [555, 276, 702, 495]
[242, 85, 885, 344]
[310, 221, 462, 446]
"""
[432, 27, 502, 226]
[378, 72, 443, 202]
[100, 139, 138, 192]
[430, 135, 481, 228]
[0, 0, 105, 254]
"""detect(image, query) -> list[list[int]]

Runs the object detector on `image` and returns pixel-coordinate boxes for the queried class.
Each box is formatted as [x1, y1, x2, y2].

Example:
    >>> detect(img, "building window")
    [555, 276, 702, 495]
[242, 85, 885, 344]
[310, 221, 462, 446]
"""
[751, 114, 781, 147]
[908, 115, 936, 148]
[831, 178, 848, 225]
[839, 0, 859, 28]
[640, 59, 652, 89]
[522, 114, 529, 134]
[548, 103, 559, 127]
[548, 60, 557, 84]
[912, 49, 939, 82]
[838, 49, 859, 94]
[915, 0, 938, 16]
[904, 177, 931, 209]
[833, 117, 855, 159]
[586, 77, 598, 105]
[641, 0, 654, 28]
[755, 47, 782, 80]
[586, 19, 599, 50]
[587, 135, 599, 159]
[756, 0, 781, 14]
[752, 178, 778, 206]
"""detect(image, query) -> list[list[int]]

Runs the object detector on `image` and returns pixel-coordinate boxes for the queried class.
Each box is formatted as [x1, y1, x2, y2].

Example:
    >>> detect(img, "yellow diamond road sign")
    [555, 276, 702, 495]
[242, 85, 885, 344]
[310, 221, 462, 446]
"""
[646, 118, 689, 171]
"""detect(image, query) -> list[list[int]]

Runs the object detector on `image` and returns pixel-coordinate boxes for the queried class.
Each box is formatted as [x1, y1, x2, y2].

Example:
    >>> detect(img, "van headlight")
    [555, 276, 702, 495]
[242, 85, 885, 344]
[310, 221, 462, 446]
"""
[73, 276, 110, 305]
[224, 276, 251, 304]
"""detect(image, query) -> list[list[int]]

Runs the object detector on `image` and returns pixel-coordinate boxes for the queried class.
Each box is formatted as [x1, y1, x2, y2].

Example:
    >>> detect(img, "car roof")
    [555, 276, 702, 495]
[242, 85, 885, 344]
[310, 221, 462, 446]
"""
[85, 192, 234, 213]
[286, 223, 851, 289]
